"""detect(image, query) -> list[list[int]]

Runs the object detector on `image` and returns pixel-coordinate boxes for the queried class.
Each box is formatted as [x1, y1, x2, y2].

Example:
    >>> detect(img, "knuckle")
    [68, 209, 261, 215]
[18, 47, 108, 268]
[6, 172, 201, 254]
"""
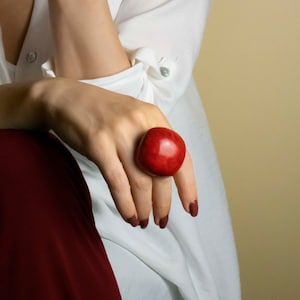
[127, 107, 149, 128]
[147, 104, 168, 126]
[112, 102, 168, 137]
[147, 103, 161, 114]
[147, 102, 162, 116]
[112, 116, 132, 137]
[86, 129, 108, 158]
[129, 102, 164, 128]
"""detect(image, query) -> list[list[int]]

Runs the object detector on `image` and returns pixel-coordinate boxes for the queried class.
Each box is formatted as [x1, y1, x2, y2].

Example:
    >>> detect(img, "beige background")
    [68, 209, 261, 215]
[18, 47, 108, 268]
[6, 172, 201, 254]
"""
[193, 0, 300, 299]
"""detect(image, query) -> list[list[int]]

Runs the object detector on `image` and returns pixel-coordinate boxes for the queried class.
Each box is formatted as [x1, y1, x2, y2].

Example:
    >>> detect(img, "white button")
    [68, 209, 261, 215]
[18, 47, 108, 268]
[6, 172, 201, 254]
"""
[160, 66, 170, 77]
[26, 51, 38, 63]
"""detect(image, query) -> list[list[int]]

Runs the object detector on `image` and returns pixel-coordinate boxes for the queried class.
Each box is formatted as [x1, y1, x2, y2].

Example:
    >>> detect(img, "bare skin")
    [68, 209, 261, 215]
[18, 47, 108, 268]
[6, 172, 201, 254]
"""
[0, 0, 198, 227]
[48, 0, 131, 78]
[0, 0, 34, 64]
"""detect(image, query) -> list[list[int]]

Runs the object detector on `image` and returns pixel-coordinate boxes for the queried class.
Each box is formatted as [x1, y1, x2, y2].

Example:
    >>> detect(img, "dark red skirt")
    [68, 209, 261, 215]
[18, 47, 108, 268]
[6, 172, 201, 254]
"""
[0, 130, 121, 299]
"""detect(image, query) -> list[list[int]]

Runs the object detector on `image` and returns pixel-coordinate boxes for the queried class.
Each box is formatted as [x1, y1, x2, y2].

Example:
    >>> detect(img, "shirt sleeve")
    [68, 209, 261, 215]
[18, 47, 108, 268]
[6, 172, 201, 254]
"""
[42, 0, 210, 115]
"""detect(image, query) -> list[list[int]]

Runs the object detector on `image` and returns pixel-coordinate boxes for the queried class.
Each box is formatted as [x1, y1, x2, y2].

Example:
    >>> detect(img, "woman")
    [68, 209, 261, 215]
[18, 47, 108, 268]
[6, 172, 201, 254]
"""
[0, 0, 241, 299]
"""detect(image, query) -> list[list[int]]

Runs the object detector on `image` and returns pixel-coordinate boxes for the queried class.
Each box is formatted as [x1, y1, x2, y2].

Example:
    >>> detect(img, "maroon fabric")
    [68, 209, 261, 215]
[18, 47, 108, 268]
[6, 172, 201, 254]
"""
[0, 130, 121, 300]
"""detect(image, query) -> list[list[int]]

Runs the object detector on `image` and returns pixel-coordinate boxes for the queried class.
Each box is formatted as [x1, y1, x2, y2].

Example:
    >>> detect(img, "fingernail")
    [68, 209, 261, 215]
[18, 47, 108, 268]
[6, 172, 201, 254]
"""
[189, 200, 198, 217]
[140, 219, 149, 229]
[126, 216, 139, 227]
[159, 215, 169, 229]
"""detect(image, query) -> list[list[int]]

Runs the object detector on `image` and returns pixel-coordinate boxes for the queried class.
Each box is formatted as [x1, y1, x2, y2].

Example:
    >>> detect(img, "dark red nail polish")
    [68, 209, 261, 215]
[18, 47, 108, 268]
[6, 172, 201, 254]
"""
[140, 219, 149, 229]
[126, 216, 139, 227]
[189, 200, 198, 217]
[159, 215, 169, 229]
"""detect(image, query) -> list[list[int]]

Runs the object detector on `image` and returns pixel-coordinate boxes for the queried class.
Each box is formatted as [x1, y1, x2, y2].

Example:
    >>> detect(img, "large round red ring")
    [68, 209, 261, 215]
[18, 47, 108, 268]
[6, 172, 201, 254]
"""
[135, 127, 186, 176]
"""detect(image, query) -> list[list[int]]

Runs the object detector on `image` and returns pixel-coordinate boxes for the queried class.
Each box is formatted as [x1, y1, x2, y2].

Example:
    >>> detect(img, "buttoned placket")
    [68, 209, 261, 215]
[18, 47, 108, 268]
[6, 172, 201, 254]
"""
[25, 51, 38, 64]
[14, 0, 52, 82]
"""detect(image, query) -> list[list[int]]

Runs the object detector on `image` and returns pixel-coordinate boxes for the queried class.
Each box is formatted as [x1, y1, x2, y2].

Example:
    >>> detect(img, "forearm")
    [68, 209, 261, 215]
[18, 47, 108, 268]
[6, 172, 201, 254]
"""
[48, 0, 130, 79]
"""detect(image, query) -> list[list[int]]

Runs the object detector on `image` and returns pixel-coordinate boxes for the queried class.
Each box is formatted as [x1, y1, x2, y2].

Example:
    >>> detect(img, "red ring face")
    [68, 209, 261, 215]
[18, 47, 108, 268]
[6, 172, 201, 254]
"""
[135, 127, 186, 176]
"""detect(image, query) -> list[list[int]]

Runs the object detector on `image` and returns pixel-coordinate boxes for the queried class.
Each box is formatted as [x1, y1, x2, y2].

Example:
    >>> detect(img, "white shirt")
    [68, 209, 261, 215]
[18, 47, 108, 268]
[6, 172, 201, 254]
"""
[0, 1, 241, 299]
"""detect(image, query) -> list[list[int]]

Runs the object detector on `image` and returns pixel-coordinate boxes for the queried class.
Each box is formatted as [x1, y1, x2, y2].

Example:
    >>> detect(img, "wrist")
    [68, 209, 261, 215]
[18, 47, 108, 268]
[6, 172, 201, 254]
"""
[28, 78, 63, 131]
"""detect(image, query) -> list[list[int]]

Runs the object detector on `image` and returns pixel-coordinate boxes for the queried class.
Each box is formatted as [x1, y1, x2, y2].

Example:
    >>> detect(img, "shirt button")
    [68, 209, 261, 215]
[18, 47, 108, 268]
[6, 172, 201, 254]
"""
[26, 51, 38, 63]
[160, 66, 170, 77]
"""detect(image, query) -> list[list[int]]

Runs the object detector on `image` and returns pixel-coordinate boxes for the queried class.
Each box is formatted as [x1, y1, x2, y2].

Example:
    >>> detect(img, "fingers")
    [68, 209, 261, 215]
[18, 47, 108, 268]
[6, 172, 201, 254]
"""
[152, 176, 172, 228]
[174, 151, 199, 217]
[49, 81, 197, 228]
[118, 150, 153, 228]
[89, 130, 174, 229]
[89, 134, 140, 226]
[90, 133, 197, 230]
[118, 138, 173, 229]
[84, 98, 197, 228]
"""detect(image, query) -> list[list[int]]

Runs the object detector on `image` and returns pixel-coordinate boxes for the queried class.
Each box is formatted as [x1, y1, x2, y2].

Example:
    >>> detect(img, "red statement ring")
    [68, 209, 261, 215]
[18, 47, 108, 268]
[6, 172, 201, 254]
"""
[135, 127, 186, 176]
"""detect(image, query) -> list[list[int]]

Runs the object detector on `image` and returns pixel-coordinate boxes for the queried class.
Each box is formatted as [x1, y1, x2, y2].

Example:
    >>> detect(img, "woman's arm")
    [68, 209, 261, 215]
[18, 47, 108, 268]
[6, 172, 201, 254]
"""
[48, 0, 130, 78]
[0, 78, 195, 226]
[46, 0, 198, 226]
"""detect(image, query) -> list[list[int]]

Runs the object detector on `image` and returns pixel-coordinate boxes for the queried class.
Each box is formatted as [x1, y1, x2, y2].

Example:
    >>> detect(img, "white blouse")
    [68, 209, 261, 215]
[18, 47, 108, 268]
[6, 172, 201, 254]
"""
[0, 1, 241, 299]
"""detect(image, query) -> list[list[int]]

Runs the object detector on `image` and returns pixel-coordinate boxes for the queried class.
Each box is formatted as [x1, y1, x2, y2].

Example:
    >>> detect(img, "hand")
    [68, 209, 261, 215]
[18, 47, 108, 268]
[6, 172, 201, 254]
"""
[35, 78, 198, 228]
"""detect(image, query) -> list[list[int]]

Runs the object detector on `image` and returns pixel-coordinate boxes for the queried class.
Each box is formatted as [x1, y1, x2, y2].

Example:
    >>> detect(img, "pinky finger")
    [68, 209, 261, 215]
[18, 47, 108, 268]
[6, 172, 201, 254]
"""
[173, 151, 198, 217]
